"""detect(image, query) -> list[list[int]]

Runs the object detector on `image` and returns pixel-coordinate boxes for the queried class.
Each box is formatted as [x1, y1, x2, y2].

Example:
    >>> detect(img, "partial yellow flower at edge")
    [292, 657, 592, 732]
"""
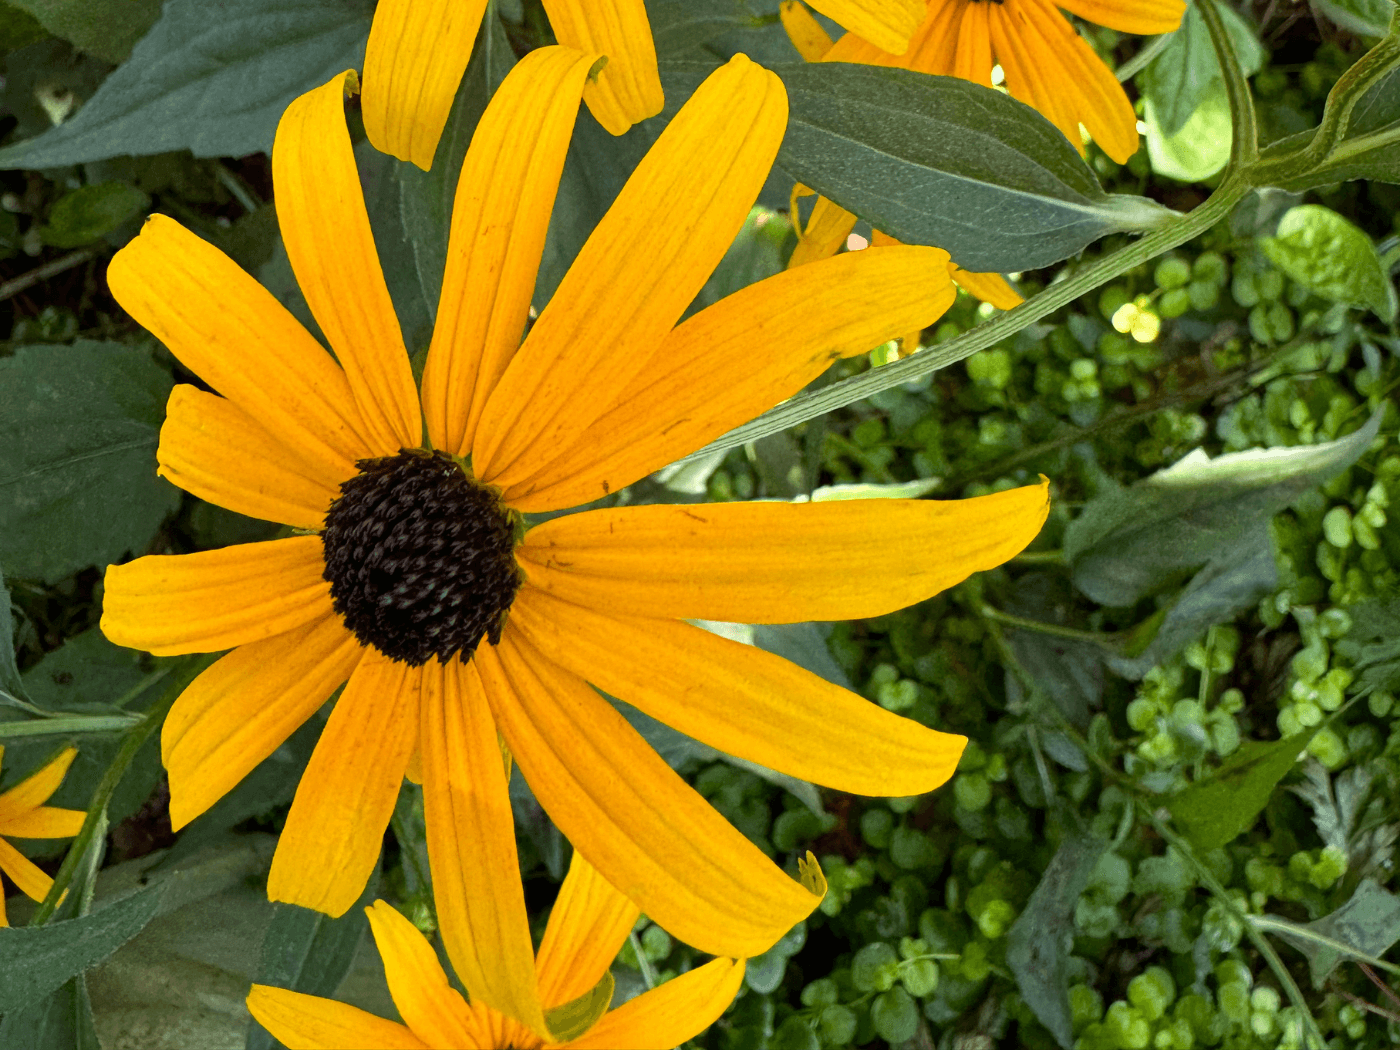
[0, 745, 86, 926]
[247, 854, 749, 1048]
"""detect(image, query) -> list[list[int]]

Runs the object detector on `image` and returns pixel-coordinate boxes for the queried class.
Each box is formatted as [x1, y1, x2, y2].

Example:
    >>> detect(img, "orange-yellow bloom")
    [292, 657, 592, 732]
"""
[100, 46, 1048, 1030]
[363, 0, 663, 169]
[0, 746, 85, 926]
[247, 853, 749, 1048]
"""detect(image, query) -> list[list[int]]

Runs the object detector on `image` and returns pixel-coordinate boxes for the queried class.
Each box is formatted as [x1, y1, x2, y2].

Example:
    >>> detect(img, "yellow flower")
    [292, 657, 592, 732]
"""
[247, 852, 748, 1048]
[0, 746, 85, 926]
[363, 0, 663, 168]
[100, 46, 1048, 1028]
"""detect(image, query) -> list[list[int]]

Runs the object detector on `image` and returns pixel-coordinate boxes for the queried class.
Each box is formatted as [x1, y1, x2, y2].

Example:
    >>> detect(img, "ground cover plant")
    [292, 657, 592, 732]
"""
[1, 1, 1399, 1048]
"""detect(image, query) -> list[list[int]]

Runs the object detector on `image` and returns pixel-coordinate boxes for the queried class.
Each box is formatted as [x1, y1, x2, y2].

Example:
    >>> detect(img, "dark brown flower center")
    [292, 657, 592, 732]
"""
[320, 449, 520, 666]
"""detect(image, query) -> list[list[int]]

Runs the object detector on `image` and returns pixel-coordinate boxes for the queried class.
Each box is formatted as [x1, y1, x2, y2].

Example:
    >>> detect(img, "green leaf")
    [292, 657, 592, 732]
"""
[648, 0, 764, 57]
[245, 872, 378, 1050]
[356, 139, 433, 357]
[0, 886, 161, 1013]
[0, 975, 101, 1050]
[6, 0, 161, 63]
[1007, 828, 1107, 1050]
[1144, 87, 1232, 182]
[0, 567, 26, 703]
[0, 1, 47, 51]
[0, 341, 179, 583]
[808, 478, 940, 502]
[1166, 731, 1318, 851]
[1267, 879, 1400, 987]
[1314, 0, 1394, 37]
[870, 986, 919, 1044]
[39, 182, 148, 248]
[747, 62, 1174, 272]
[1139, 1, 1265, 138]
[544, 972, 614, 1043]
[1261, 204, 1397, 321]
[397, 9, 515, 318]
[0, 0, 373, 169]
[1064, 410, 1383, 607]
[1335, 598, 1400, 697]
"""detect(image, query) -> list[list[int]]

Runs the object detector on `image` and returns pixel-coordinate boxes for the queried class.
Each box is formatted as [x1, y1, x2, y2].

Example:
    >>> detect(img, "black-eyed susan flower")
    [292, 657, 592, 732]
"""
[100, 45, 1049, 1028]
[0, 746, 85, 925]
[363, 0, 663, 167]
[247, 853, 748, 1048]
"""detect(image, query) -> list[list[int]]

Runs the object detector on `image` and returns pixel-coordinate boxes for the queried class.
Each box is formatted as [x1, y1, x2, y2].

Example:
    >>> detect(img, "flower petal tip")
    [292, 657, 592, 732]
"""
[798, 851, 827, 900]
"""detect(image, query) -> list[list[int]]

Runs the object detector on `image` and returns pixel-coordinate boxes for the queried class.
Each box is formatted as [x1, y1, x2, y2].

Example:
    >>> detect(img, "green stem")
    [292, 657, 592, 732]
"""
[629, 930, 658, 990]
[1306, 6, 1400, 165]
[0, 714, 142, 738]
[686, 176, 1252, 460]
[1011, 549, 1065, 565]
[1151, 815, 1327, 1049]
[29, 654, 212, 926]
[1249, 915, 1400, 979]
[1115, 33, 1174, 84]
[979, 603, 1124, 650]
[1196, 0, 1259, 173]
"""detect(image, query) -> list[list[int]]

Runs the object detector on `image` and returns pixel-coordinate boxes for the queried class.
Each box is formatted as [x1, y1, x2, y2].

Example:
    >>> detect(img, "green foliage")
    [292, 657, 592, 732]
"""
[1262, 205, 1398, 321]
[38, 182, 147, 247]
[6, 0, 161, 63]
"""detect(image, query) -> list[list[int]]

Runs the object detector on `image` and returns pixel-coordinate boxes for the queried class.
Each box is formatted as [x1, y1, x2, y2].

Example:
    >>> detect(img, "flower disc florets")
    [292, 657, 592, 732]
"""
[320, 449, 520, 666]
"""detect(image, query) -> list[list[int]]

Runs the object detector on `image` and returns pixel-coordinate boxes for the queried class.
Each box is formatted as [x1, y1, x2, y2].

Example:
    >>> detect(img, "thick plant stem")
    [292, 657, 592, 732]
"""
[689, 176, 1253, 460]
[1197, 0, 1258, 174]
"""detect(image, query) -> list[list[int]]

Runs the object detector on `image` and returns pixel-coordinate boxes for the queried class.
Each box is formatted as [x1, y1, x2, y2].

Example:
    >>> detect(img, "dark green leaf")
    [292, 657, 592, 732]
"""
[0, 341, 179, 582]
[648, 0, 765, 57]
[1139, 1, 1265, 138]
[1314, 0, 1393, 36]
[356, 139, 432, 356]
[6, 0, 161, 63]
[1166, 731, 1318, 851]
[715, 62, 1174, 272]
[1335, 598, 1400, 697]
[1065, 410, 1382, 606]
[0, 887, 161, 1013]
[397, 10, 515, 317]
[0, 1, 47, 51]
[0, 0, 373, 169]
[0, 975, 100, 1050]
[544, 972, 614, 1043]
[870, 986, 919, 1044]
[1007, 828, 1107, 1049]
[1261, 204, 1397, 320]
[0, 567, 25, 703]
[1269, 879, 1400, 988]
[39, 182, 148, 248]
[1349, 65, 1400, 136]
[1003, 572, 1104, 728]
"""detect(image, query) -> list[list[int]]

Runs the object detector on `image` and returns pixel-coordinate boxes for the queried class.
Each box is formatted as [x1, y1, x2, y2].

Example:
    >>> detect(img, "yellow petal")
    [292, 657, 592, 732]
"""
[502, 245, 954, 511]
[422, 46, 599, 458]
[159, 386, 345, 530]
[480, 629, 821, 959]
[0, 806, 86, 839]
[542, 0, 663, 135]
[0, 746, 76, 821]
[419, 659, 547, 1037]
[274, 72, 422, 453]
[780, 1, 836, 61]
[951, 264, 1024, 310]
[557, 958, 745, 1050]
[268, 650, 419, 917]
[951, 0, 993, 85]
[511, 592, 966, 797]
[364, 900, 481, 1047]
[518, 481, 1050, 623]
[1055, 0, 1185, 34]
[536, 851, 639, 1009]
[101, 537, 332, 657]
[805, 0, 926, 53]
[362, 0, 490, 170]
[900, 0, 963, 71]
[787, 195, 858, 269]
[472, 54, 787, 488]
[163, 614, 363, 830]
[0, 835, 53, 902]
[247, 985, 434, 1050]
[106, 214, 372, 481]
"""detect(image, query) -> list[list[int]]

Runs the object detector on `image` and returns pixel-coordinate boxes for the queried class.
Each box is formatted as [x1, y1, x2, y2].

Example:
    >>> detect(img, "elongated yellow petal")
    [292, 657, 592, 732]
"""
[419, 659, 547, 1037]
[0, 836, 53, 902]
[557, 958, 745, 1050]
[364, 901, 481, 1047]
[422, 46, 598, 458]
[780, 1, 835, 60]
[504, 245, 954, 511]
[480, 628, 821, 959]
[952, 0, 992, 85]
[473, 55, 787, 488]
[787, 195, 858, 269]
[274, 72, 422, 453]
[519, 481, 1049, 623]
[163, 615, 363, 830]
[362, 0, 490, 170]
[0, 747, 76, 821]
[536, 851, 639, 1009]
[107, 215, 372, 480]
[1055, 0, 1185, 34]
[159, 386, 345, 530]
[806, 0, 926, 53]
[900, 0, 963, 72]
[951, 265, 1023, 309]
[247, 985, 434, 1050]
[101, 538, 332, 657]
[269, 650, 419, 917]
[512, 592, 966, 797]
[542, 0, 662, 135]
[0, 806, 85, 839]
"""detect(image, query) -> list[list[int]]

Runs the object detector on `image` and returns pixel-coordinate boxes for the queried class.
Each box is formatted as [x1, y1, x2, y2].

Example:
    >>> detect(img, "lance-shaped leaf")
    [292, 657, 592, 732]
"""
[661, 61, 1174, 272]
